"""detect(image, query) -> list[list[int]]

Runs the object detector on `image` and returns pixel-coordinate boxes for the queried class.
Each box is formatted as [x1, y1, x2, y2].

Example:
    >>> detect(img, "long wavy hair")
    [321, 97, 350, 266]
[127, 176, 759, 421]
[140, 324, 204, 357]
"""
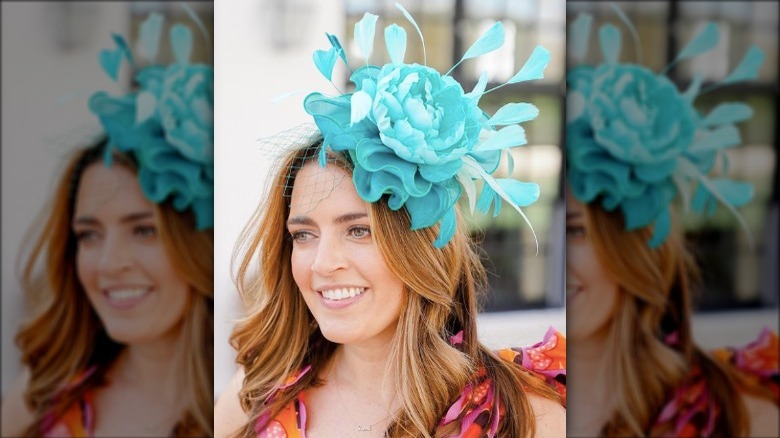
[230, 140, 561, 437]
[582, 202, 771, 436]
[15, 139, 214, 437]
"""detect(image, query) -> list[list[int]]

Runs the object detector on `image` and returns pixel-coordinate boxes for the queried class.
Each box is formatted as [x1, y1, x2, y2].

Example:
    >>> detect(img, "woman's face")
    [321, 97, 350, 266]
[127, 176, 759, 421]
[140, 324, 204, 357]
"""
[288, 161, 405, 348]
[73, 162, 190, 345]
[565, 190, 620, 342]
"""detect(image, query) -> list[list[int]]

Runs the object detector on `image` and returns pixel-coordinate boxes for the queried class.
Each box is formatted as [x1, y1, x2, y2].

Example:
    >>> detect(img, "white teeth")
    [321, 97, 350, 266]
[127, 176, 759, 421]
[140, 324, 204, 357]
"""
[321, 287, 366, 301]
[106, 288, 148, 302]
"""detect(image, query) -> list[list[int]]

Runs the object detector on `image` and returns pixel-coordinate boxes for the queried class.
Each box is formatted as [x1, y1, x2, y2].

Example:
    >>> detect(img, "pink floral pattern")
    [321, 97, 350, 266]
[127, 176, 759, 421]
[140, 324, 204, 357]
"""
[255, 328, 566, 437]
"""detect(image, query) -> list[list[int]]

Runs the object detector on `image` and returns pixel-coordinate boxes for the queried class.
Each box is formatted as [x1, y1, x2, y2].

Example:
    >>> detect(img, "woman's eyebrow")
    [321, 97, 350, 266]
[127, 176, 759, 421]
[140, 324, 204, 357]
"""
[286, 212, 368, 227]
[287, 216, 314, 226]
[334, 212, 367, 224]
[566, 212, 582, 220]
[72, 211, 153, 226]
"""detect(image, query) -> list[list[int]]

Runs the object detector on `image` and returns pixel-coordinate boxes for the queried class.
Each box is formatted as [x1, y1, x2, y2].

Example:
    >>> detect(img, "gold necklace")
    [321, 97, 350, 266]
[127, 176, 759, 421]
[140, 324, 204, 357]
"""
[328, 357, 398, 433]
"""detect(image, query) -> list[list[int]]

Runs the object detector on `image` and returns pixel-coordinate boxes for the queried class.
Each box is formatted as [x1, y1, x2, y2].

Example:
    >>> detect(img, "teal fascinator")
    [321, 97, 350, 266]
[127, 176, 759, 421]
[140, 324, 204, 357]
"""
[304, 3, 551, 248]
[567, 9, 764, 247]
[88, 11, 214, 230]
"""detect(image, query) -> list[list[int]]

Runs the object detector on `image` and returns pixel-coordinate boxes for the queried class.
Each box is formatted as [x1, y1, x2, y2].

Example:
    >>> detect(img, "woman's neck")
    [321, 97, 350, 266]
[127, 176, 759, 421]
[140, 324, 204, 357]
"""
[568, 327, 616, 435]
[110, 325, 183, 401]
[332, 341, 395, 395]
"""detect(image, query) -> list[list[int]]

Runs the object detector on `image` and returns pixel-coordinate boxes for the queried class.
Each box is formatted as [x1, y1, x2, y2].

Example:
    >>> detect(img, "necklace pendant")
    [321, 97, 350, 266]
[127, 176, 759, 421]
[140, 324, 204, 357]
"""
[356, 425, 372, 432]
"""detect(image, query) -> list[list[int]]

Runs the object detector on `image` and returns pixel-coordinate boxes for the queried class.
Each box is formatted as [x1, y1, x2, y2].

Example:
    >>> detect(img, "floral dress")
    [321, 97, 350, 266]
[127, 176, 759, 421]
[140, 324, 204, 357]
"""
[650, 328, 779, 436]
[39, 368, 96, 437]
[255, 327, 566, 438]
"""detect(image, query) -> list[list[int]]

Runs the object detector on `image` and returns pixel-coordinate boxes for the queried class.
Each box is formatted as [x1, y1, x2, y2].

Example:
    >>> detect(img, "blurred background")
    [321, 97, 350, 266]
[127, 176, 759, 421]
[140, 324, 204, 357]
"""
[566, 1, 778, 348]
[1, 0, 213, 400]
[215, 0, 566, 398]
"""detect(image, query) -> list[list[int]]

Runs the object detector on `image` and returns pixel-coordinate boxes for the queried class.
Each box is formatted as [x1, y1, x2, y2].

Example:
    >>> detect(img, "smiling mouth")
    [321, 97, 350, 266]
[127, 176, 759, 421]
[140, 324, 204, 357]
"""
[319, 287, 366, 301]
[103, 287, 152, 304]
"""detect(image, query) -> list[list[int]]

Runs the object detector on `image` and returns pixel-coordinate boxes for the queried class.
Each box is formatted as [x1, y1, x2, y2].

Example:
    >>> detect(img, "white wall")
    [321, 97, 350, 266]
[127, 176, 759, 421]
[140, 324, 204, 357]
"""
[214, 0, 345, 397]
[1, 2, 130, 396]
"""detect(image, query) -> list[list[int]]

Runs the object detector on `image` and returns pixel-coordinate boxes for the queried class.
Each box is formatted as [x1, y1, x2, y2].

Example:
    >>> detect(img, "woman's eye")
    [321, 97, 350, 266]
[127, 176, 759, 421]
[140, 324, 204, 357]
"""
[348, 226, 371, 239]
[134, 225, 157, 239]
[74, 230, 100, 244]
[289, 230, 314, 243]
[566, 225, 586, 239]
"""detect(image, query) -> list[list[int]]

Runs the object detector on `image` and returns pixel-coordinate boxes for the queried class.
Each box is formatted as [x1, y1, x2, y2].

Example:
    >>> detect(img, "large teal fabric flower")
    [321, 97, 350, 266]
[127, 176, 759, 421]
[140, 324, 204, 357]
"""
[89, 13, 214, 229]
[567, 15, 762, 247]
[305, 4, 550, 248]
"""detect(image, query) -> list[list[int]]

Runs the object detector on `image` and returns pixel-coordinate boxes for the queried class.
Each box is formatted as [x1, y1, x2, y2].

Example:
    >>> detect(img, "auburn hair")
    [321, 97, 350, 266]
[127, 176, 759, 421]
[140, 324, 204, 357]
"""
[15, 139, 214, 436]
[230, 141, 561, 437]
[582, 202, 766, 436]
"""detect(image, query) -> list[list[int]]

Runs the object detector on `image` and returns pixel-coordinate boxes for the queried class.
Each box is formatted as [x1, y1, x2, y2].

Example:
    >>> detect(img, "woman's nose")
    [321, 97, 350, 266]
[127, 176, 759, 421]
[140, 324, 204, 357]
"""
[97, 232, 132, 275]
[310, 235, 348, 276]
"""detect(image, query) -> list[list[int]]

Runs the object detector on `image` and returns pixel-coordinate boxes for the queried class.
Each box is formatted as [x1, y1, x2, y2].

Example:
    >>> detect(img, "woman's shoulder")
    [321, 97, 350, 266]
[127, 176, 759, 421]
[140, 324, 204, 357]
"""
[1, 367, 96, 438]
[526, 392, 566, 438]
[1, 368, 35, 437]
[215, 367, 250, 438]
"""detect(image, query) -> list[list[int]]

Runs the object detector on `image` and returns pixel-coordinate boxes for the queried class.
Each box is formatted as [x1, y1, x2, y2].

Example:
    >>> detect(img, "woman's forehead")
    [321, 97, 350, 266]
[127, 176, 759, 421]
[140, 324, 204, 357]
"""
[288, 162, 359, 218]
[74, 163, 152, 218]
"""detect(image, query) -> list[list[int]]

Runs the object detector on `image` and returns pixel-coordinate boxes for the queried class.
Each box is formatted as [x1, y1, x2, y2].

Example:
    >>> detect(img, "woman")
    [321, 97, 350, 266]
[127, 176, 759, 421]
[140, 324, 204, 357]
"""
[565, 9, 779, 437]
[566, 194, 778, 436]
[217, 6, 565, 437]
[1, 10, 214, 438]
[216, 140, 565, 438]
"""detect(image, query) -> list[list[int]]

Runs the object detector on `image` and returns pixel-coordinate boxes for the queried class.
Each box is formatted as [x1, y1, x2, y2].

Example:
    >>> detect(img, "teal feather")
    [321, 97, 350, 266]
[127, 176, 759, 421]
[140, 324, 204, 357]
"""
[170, 24, 193, 64]
[433, 207, 457, 248]
[395, 2, 426, 64]
[139, 13, 163, 61]
[647, 208, 671, 248]
[463, 21, 504, 60]
[350, 90, 373, 125]
[506, 45, 551, 84]
[682, 73, 704, 103]
[385, 24, 407, 65]
[497, 178, 539, 207]
[701, 103, 753, 127]
[668, 22, 719, 71]
[599, 24, 621, 64]
[506, 149, 515, 176]
[135, 91, 157, 124]
[313, 47, 340, 81]
[476, 125, 527, 151]
[609, 4, 642, 64]
[177, 1, 212, 58]
[721, 45, 764, 85]
[448, 21, 505, 76]
[466, 72, 488, 100]
[569, 14, 593, 62]
[354, 12, 379, 62]
[456, 169, 477, 213]
[487, 102, 539, 126]
[689, 125, 741, 152]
